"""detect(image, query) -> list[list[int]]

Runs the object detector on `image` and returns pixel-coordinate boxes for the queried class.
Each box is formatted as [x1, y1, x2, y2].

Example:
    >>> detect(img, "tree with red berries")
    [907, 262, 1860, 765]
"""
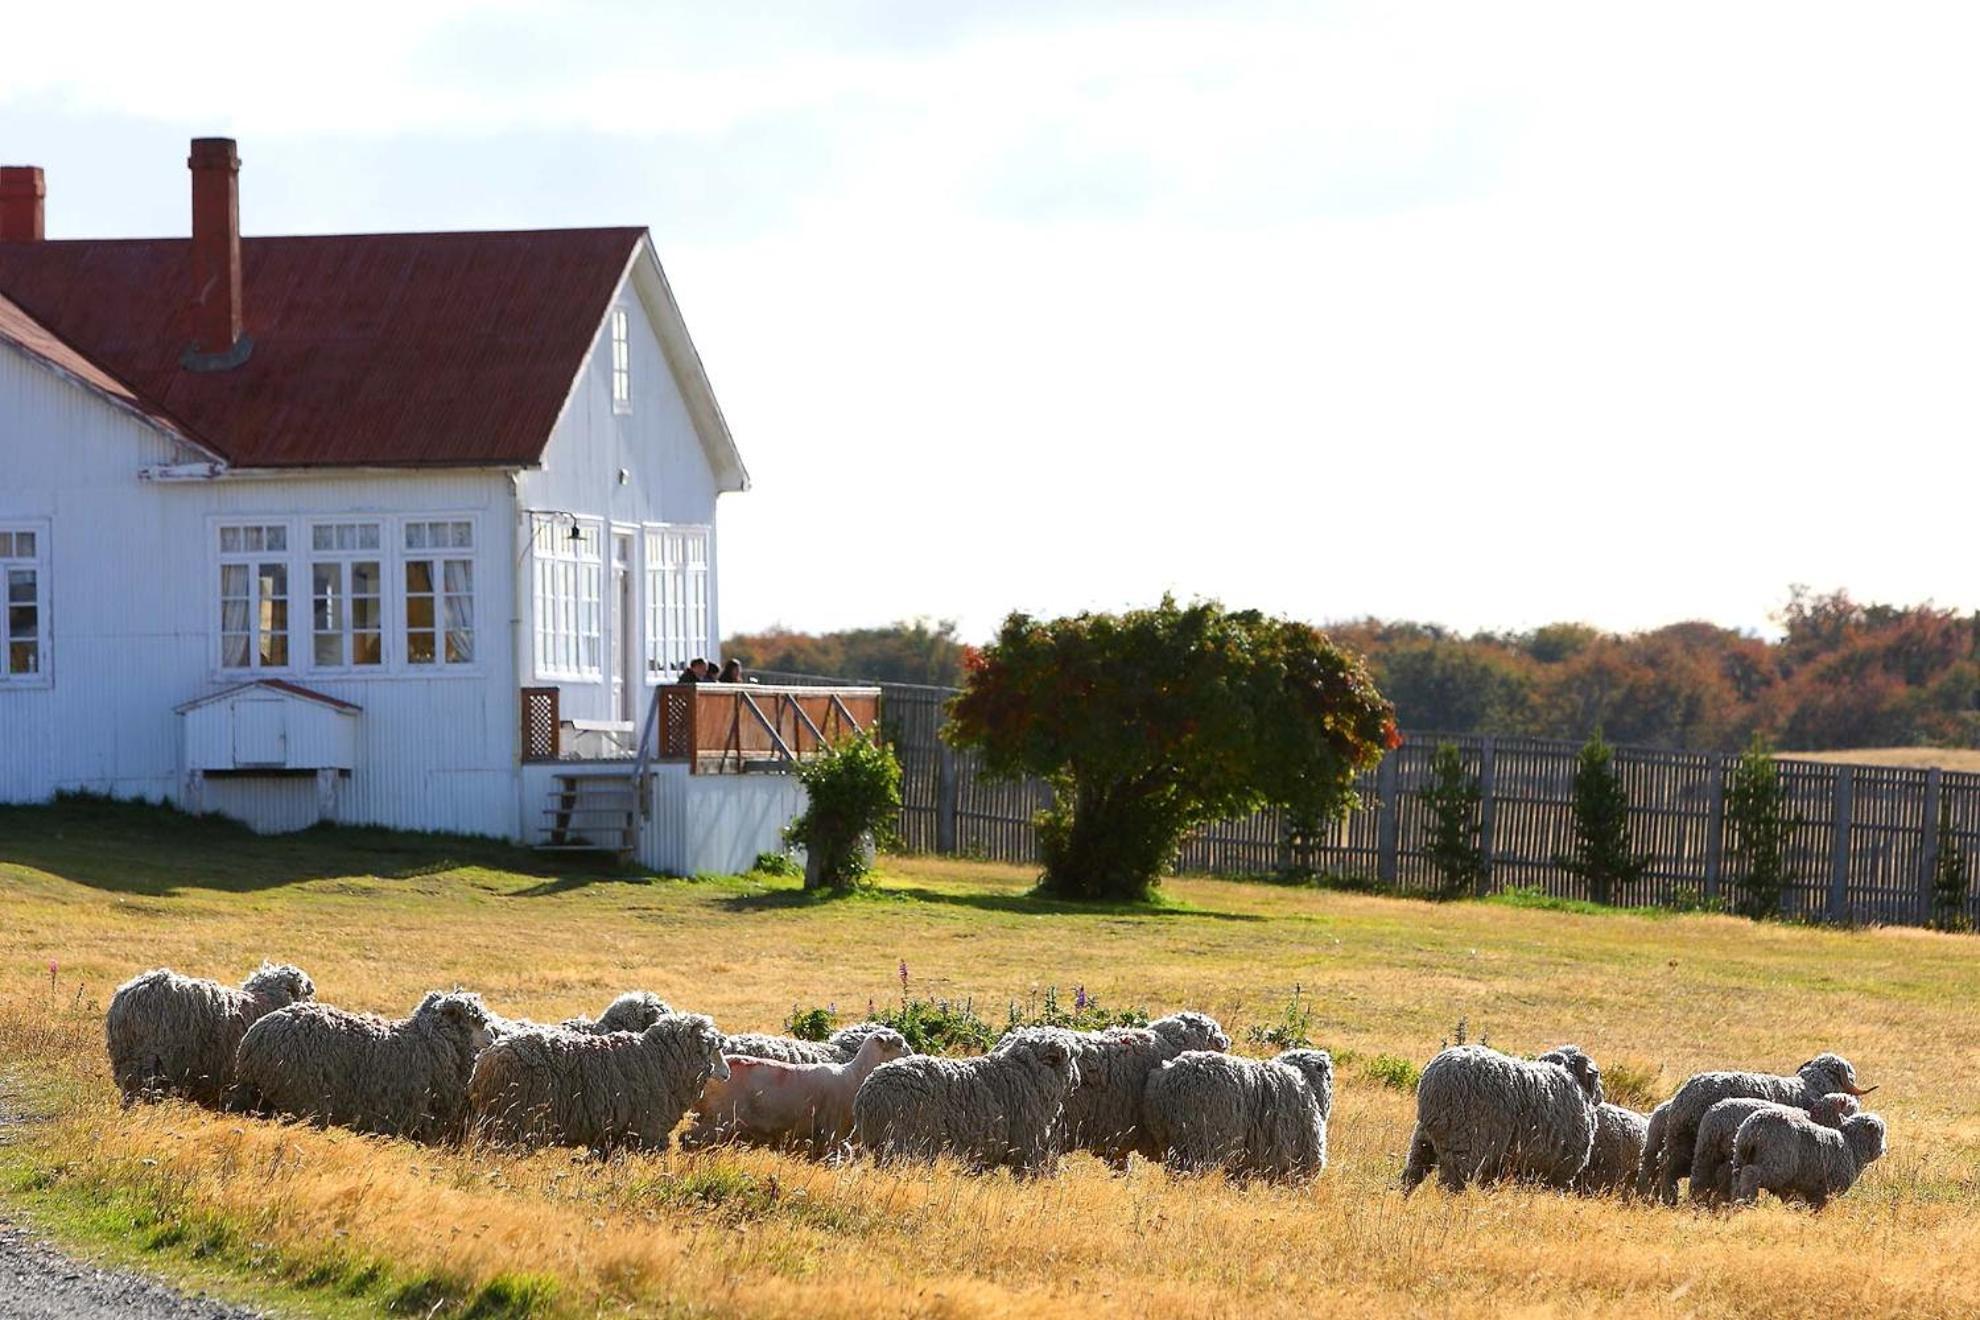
[945, 598, 1399, 901]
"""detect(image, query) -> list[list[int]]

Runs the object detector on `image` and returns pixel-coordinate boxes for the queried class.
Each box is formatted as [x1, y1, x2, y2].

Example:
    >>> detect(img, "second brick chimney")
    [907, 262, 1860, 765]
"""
[0, 166, 45, 242]
[184, 137, 251, 369]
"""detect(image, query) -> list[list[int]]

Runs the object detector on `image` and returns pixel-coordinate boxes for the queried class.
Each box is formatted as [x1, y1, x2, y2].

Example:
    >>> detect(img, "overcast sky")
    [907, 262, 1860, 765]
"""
[7, 2, 1975, 641]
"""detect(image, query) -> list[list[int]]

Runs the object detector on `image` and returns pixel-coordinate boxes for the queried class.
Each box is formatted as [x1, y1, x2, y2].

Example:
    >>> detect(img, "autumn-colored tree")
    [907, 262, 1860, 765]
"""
[945, 599, 1399, 901]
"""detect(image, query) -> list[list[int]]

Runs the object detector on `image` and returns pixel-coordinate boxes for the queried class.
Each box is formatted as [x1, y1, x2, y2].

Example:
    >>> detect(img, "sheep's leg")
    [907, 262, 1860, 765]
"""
[1687, 1150, 1719, 1206]
[1400, 1124, 1437, 1195]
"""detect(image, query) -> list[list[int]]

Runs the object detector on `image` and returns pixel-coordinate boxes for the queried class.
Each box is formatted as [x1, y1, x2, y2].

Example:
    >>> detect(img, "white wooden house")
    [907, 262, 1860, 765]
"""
[0, 138, 875, 870]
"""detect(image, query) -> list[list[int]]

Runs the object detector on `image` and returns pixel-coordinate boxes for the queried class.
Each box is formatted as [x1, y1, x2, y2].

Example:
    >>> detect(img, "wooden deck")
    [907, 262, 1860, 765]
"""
[652, 683, 882, 773]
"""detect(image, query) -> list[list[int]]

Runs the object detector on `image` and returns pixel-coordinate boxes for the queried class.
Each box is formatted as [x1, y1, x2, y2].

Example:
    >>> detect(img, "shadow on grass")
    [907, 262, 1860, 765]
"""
[717, 881, 1263, 921]
[0, 795, 637, 898]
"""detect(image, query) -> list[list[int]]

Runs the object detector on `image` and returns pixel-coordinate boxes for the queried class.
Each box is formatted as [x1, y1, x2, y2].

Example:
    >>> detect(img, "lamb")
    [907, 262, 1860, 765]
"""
[486, 989, 673, 1041]
[1643, 1053, 1872, 1204]
[105, 963, 315, 1107]
[1688, 1092, 1859, 1205]
[1400, 1044, 1604, 1194]
[468, 1012, 729, 1154]
[229, 990, 495, 1142]
[1141, 1048, 1334, 1183]
[722, 1021, 902, 1065]
[853, 1028, 1080, 1177]
[683, 1027, 911, 1156]
[1001, 1011, 1230, 1169]
[1574, 1103, 1651, 1196]
[1732, 1108, 1887, 1209]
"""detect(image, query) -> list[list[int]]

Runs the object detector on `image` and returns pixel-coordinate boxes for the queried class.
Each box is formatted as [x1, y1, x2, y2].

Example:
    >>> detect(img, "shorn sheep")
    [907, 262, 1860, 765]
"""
[853, 1027, 1080, 1177]
[684, 1027, 910, 1156]
[468, 1013, 729, 1154]
[1688, 1093, 1860, 1205]
[1732, 1108, 1887, 1208]
[1006, 1011, 1230, 1169]
[1401, 1044, 1605, 1194]
[1141, 1048, 1334, 1182]
[723, 1021, 902, 1065]
[1642, 1053, 1872, 1204]
[1574, 1102, 1650, 1196]
[230, 991, 496, 1142]
[105, 963, 315, 1108]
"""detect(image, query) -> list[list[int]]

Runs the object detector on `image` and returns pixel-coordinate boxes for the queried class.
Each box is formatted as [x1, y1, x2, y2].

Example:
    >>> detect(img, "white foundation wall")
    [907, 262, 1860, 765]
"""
[642, 765, 806, 877]
[0, 344, 522, 838]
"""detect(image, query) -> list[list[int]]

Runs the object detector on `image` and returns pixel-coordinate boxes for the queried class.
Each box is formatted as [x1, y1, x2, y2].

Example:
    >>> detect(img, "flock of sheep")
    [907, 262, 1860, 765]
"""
[102, 962, 1886, 1208]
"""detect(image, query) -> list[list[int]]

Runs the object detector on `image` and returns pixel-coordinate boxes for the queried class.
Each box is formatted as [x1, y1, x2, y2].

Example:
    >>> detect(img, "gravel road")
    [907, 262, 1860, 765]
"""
[0, 1222, 266, 1319]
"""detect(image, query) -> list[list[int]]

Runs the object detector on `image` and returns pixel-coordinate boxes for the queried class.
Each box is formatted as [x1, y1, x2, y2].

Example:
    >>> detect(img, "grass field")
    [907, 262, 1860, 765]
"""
[2, 797, 1978, 1318]
[1781, 746, 1980, 773]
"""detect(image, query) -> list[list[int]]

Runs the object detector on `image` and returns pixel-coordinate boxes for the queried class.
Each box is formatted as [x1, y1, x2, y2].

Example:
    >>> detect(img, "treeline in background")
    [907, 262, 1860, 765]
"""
[725, 588, 1980, 753]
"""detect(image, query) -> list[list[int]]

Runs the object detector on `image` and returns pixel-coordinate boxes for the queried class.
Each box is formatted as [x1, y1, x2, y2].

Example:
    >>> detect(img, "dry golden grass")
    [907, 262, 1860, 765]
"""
[1779, 746, 1980, 773]
[2, 798, 1978, 1318]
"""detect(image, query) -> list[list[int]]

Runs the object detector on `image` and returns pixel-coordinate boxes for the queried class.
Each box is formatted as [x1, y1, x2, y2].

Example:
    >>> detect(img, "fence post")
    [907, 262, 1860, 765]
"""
[1475, 738, 1498, 897]
[935, 744, 960, 856]
[1827, 765, 1853, 922]
[1377, 752, 1400, 889]
[1918, 767, 1943, 925]
[1703, 757, 1726, 903]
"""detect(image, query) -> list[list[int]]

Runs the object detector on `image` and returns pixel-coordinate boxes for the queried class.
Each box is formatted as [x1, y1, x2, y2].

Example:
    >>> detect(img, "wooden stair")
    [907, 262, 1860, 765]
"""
[536, 772, 639, 857]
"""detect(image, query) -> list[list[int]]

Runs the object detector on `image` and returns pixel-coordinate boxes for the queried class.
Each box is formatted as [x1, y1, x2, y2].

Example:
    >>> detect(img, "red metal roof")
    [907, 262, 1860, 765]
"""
[0, 228, 644, 468]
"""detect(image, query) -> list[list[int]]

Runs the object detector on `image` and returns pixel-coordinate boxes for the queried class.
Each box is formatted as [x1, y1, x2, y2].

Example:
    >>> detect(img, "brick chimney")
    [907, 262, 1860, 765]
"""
[0, 166, 44, 242]
[184, 137, 251, 369]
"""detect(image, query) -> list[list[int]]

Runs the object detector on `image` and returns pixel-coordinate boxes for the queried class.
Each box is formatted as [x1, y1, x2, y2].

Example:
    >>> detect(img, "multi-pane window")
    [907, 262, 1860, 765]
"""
[404, 519, 475, 666]
[530, 515, 602, 678]
[218, 523, 290, 669]
[643, 525, 710, 678]
[309, 521, 383, 668]
[610, 308, 631, 414]
[0, 527, 45, 682]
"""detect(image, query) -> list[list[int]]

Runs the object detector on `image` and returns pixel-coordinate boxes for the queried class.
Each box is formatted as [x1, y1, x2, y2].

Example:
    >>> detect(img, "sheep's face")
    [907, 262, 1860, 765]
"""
[596, 991, 669, 1035]
[833, 1022, 908, 1055]
[428, 994, 495, 1053]
[1808, 1092, 1861, 1126]
[1155, 1011, 1231, 1054]
[1020, 1035, 1079, 1088]
[1280, 1049, 1335, 1096]
[244, 963, 315, 1005]
[854, 1029, 911, 1070]
[1540, 1046, 1604, 1105]
[1843, 1113, 1887, 1163]
[669, 1015, 730, 1082]
[1800, 1053, 1871, 1097]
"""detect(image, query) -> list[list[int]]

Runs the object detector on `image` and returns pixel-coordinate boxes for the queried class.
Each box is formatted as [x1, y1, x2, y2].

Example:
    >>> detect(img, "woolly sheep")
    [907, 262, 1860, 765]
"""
[853, 1028, 1081, 1177]
[1574, 1103, 1650, 1196]
[1689, 1093, 1860, 1205]
[1000, 1011, 1231, 1169]
[683, 1027, 911, 1157]
[1401, 1044, 1604, 1194]
[230, 990, 495, 1142]
[1141, 1048, 1334, 1183]
[105, 963, 315, 1108]
[467, 1012, 730, 1154]
[1644, 1053, 1872, 1204]
[485, 989, 674, 1042]
[1733, 1108, 1887, 1209]
[723, 1021, 903, 1065]
[1633, 1102, 1671, 1197]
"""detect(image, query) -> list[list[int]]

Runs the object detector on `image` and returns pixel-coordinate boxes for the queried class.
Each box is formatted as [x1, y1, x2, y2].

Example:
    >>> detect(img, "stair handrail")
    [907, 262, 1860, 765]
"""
[630, 683, 663, 817]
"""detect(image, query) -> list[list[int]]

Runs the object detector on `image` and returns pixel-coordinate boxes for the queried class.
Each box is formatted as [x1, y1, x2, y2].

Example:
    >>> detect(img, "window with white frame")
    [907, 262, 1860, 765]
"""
[643, 525, 710, 678]
[530, 515, 603, 678]
[404, 519, 475, 666]
[1, 526, 46, 682]
[309, 521, 384, 669]
[610, 308, 631, 414]
[218, 523, 290, 669]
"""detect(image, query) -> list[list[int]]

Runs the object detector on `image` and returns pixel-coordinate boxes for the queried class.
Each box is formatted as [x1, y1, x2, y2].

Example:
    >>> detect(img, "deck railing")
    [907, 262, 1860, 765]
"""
[633, 683, 883, 779]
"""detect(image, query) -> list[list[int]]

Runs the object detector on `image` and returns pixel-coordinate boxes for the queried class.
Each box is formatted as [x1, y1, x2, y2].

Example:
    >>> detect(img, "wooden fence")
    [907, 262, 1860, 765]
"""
[746, 672, 1980, 928]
